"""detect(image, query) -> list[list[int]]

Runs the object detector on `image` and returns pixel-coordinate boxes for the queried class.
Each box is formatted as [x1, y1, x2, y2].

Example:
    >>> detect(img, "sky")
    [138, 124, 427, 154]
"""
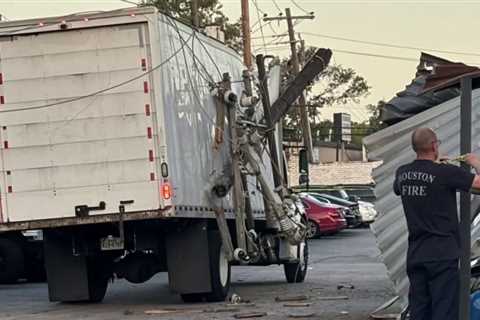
[1, 0, 479, 122]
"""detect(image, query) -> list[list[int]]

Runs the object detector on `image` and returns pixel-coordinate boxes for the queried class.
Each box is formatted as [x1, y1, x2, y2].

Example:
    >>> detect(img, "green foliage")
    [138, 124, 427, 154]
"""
[140, 0, 242, 50]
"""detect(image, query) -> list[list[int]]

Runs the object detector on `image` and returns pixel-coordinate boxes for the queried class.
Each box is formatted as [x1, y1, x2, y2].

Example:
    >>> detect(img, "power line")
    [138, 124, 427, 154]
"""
[331, 48, 480, 66]
[271, 0, 283, 13]
[303, 32, 480, 58]
[251, 20, 271, 34]
[251, 0, 267, 55]
[119, 0, 140, 5]
[333, 48, 419, 62]
[290, 0, 312, 15]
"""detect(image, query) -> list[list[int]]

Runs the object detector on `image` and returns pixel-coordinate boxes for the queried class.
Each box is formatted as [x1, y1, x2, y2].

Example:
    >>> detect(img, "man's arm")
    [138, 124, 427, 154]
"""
[464, 154, 480, 189]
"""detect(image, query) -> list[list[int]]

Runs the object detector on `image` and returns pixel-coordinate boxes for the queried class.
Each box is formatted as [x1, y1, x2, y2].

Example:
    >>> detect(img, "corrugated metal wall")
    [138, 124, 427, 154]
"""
[364, 89, 480, 304]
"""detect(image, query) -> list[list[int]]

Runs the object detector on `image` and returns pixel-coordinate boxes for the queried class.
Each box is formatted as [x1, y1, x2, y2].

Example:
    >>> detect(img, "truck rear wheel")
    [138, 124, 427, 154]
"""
[284, 241, 308, 283]
[206, 231, 231, 302]
[0, 238, 24, 284]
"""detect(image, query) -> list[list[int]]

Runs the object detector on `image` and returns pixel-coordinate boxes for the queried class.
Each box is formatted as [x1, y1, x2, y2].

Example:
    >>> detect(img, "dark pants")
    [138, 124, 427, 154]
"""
[407, 259, 459, 320]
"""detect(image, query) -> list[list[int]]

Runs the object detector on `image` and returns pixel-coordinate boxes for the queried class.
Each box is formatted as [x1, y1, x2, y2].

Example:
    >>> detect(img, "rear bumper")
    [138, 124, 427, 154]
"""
[0, 207, 175, 232]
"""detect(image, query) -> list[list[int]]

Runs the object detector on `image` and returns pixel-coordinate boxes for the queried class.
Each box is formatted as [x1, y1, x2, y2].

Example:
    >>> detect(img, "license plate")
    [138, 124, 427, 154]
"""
[100, 237, 124, 251]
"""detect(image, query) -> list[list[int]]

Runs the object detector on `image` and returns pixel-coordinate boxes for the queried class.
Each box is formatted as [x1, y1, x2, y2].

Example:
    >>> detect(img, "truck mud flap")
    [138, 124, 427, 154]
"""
[44, 230, 91, 301]
[165, 221, 212, 294]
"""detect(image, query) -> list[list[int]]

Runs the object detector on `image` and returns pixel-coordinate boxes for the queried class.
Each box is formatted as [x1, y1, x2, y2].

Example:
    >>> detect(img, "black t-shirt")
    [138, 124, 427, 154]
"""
[393, 159, 475, 264]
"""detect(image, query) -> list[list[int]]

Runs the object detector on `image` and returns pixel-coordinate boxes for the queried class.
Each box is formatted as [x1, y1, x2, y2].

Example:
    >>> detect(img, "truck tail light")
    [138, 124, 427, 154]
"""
[162, 183, 172, 200]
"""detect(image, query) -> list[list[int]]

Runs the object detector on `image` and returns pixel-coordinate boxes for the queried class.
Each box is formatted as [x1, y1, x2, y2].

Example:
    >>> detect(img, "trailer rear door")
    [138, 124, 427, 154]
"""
[0, 22, 165, 222]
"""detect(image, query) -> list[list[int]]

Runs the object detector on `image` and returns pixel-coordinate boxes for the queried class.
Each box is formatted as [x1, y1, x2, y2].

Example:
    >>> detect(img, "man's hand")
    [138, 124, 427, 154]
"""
[465, 154, 480, 173]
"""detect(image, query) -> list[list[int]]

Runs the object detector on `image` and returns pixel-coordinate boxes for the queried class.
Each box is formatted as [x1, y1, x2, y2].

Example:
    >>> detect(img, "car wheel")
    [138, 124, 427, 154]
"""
[284, 241, 309, 283]
[306, 220, 319, 239]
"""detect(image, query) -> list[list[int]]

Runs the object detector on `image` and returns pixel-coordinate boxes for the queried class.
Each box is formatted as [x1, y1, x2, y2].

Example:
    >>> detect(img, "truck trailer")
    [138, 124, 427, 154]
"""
[0, 7, 332, 302]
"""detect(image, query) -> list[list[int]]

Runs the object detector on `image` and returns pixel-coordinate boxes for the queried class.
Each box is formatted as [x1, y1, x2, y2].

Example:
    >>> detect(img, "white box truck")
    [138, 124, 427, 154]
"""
[0, 7, 312, 302]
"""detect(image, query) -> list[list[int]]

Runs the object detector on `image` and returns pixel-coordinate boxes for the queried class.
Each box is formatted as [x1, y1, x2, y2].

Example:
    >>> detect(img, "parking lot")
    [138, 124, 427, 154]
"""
[0, 229, 396, 320]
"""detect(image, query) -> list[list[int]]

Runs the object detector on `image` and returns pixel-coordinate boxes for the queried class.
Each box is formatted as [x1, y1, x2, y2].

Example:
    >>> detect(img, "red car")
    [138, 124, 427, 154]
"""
[300, 194, 347, 238]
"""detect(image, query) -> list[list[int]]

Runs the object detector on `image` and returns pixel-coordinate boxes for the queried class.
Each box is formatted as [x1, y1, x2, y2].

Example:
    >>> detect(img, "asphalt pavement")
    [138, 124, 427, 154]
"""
[0, 228, 396, 320]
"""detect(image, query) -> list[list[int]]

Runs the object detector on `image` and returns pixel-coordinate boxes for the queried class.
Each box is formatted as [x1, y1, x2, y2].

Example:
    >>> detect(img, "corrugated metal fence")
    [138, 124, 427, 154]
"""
[364, 88, 480, 304]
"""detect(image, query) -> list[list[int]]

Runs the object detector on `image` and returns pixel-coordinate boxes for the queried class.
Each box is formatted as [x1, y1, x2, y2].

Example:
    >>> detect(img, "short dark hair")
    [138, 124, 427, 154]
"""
[411, 128, 437, 153]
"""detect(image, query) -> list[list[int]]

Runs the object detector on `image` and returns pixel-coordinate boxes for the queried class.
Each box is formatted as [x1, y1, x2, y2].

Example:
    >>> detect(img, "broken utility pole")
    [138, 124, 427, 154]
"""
[270, 48, 332, 125]
[191, 0, 199, 28]
[264, 8, 315, 162]
[241, 0, 252, 69]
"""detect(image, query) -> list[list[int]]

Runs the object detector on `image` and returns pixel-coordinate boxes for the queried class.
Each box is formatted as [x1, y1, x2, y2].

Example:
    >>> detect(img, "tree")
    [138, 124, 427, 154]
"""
[140, 0, 242, 50]
[365, 100, 386, 132]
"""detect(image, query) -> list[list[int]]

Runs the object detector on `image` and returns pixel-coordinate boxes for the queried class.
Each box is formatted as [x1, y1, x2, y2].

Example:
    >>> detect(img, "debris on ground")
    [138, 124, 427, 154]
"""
[337, 283, 355, 290]
[287, 312, 316, 318]
[226, 303, 256, 308]
[230, 293, 242, 304]
[123, 310, 134, 315]
[144, 309, 178, 316]
[275, 295, 309, 302]
[233, 311, 268, 318]
[144, 308, 201, 316]
[203, 307, 240, 313]
[230, 293, 251, 304]
[283, 302, 311, 307]
[340, 310, 349, 315]
[317, 296, 349, 301]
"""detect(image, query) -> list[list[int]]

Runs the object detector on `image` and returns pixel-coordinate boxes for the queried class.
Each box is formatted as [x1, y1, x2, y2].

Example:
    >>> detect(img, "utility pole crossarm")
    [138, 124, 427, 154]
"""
[263, 15, 314, 21]
[270, 48, 332, 125]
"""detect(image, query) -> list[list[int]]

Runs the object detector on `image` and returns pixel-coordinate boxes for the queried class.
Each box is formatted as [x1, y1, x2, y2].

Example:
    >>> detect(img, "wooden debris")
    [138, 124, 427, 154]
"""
[337, 284, 355, 290]
[203, 307, 240, 313]
[234, 311, 268, 318]
[226, 303, 256, 308]
[288, 312, 316, 318]
[144, 309, 178, 315]
[283, 302, 311, 308]
[275, 295, 309, 302]
[144, 307, 201, 316]
[317, 296, 349, 301]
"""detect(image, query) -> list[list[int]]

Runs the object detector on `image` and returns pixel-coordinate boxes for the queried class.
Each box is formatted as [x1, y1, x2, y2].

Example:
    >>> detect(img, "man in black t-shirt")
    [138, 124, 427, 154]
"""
[394, 127, 480, 320]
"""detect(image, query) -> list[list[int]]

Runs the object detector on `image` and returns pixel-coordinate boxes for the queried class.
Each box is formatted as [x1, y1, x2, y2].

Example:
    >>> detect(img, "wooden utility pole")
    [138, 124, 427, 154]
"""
[191, 0, 199, 27]
[241, 0, 252, 69]
[264, 9, 315, 163]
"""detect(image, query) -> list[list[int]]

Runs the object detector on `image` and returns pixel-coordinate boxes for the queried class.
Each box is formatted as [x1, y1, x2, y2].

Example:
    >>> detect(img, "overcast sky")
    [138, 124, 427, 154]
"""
[1, 0, 479, 122]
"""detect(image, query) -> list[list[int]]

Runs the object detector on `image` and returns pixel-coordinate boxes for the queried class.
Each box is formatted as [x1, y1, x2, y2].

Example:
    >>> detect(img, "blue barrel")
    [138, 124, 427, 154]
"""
[471, 291, 480, 320]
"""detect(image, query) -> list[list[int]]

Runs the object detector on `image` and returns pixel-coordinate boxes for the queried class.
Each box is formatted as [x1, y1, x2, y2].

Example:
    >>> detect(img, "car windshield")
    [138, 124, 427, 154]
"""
[301, 194, 330, 207]
[338, 190, 349, 200]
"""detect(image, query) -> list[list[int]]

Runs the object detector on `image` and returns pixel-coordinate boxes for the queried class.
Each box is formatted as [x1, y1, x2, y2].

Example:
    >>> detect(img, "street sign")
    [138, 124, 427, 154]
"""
[333, 113, 352, 142]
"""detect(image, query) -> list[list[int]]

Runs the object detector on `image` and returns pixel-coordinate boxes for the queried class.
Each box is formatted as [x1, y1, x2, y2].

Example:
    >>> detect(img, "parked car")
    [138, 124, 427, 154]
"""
[341, 185, 376, 203]
[357, 200, 378, 224]
[293, 185, 376, 203]
[299, 194, 347, 238]
[307, 193, 362, 227]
